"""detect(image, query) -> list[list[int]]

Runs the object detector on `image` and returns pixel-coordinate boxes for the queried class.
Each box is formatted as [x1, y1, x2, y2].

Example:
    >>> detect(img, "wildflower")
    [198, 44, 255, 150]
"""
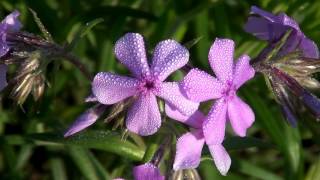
[244, 6, 319, 58]
[181, 38, 255, 145]
[64, 104, 107, 137]
[245, 6, 320, 125]
[131, 135, 169, 180]
[133, 163, 165, 180]
[0, 10, 22, 91]
[92, 33, 198, 136]
[0, 10, 22, 57]
[166, 105, 231, 175]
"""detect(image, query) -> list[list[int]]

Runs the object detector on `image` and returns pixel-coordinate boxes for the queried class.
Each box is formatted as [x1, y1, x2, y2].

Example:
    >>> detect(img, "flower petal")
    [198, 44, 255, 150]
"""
[156, 82, 199, 116]
[1, 10, 22, 31]
[299, 37, 319, 58]
[92, 72, 139, 105]
[165, 103, 204, 129]
[181, 68, 223, 102]
[173, 130, 205, 170]
[208, 144, 231, 176]
[244, 16, 274, 41]
[233, 55, 255, 89]
[203, 99, 227, 144]
[244, 6, 292, 42]
[278, 13, 300, 32]
[151, 39, 189, 81]
[64, 105, 106, 137]
[126, 93, 161, 136]
[0, 64, 7, 91]
[208, 38, 234, 83]
[228, 96, 255, 137]
[301, 90, 320, 118]
[250, 6, 278, 22]
[133, 163, 165, 180]
[114, 33, 150, 77]
[0, 40, 9, 57]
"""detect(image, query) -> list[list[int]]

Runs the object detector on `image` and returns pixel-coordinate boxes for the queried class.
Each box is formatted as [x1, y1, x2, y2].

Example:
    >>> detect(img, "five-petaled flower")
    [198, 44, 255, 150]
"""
[91, 33, 198, 136]
[165, 104, 231, 175]
[180, 38, 255, 146]
[244, 6, 319, 58]
[0, 10, 22, 91]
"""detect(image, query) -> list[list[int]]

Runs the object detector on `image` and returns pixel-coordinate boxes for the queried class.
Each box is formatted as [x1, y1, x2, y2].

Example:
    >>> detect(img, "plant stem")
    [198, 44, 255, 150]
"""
[60, 52, 93, 80]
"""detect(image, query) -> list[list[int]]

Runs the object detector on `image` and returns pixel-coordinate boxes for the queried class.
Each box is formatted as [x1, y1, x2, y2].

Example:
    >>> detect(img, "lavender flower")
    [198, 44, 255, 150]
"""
[133, 163, 165, 180]
[181, 38, 255, 145]
[91, 33, 198, 136]
[64, 104, 107, 137]
[0, 10, 22, 57]
[0, 10, 22, 91]
[166, 105, 231, 175]
[245, 7, 320, 125]
[244, 6, 319, 58]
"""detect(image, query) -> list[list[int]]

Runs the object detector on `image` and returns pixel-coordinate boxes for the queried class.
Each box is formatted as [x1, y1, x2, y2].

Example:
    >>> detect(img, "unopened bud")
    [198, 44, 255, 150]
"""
[32, 74, 45, 101]
[169, 169, 201, 180]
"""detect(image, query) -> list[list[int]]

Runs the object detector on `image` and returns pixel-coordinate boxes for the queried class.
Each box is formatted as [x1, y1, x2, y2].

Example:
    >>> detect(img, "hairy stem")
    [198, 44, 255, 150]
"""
[60, 52, 93, 80]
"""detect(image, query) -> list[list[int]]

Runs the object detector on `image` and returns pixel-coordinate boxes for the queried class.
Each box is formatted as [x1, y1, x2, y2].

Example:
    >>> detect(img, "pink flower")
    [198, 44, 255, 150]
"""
[64, 104, 106, 137]
[91, 33, 198, 136]
[181, 38, 255, 145]
[166, 105, 231, 175]
[133, 163, 165, 180]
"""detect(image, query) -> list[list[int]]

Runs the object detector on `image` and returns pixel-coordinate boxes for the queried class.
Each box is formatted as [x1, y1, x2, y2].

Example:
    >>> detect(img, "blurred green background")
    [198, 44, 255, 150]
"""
[0, 0, 320, 179]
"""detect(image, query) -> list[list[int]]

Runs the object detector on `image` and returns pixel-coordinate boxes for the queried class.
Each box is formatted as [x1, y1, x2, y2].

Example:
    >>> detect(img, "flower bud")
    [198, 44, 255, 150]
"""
[169, 169, 201, 180]
[10, 51, 46, 105]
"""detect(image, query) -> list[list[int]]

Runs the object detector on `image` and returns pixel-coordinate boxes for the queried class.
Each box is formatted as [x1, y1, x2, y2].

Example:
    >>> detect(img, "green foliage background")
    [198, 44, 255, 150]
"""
[0, 0, 320, 179]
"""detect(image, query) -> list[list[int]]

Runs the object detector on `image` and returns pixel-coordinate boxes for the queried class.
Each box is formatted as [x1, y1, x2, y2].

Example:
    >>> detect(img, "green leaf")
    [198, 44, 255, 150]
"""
[68, 146, 110, 180]
[50, 158, 67, 180]
[80, 18, 104, 38]
[306, 157, 320, 180]
[68, 147, 100, 180]
[87, 150, 112, 180]
[142, 143, 158, 163]
[223, 136, 274, 150]
[233, 159, 283, 180]
[29, 8, 54, 42]
[14, 145, 33, 171]
[28, 130, 145, 161]
[67, 18, 104, 50]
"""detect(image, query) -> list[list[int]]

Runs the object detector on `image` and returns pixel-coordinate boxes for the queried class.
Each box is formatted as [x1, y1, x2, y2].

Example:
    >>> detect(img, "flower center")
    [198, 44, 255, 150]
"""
[222, 81, 236, 101]
[137, 76, 160, 95]
[144, 80, 155, 90]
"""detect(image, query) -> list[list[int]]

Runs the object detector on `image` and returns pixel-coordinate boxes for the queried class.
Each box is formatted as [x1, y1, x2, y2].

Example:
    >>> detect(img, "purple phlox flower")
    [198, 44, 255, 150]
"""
[92, 33, 199, 136]
[0, 10, 22, 57]
[244, 6, 319, 58]
[64, 104, 107, 137]
[0, 10, 22, 91]
[133, 163, 165, 180]
[166, 105, 231, 175]
[180, 38, 255, 146]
